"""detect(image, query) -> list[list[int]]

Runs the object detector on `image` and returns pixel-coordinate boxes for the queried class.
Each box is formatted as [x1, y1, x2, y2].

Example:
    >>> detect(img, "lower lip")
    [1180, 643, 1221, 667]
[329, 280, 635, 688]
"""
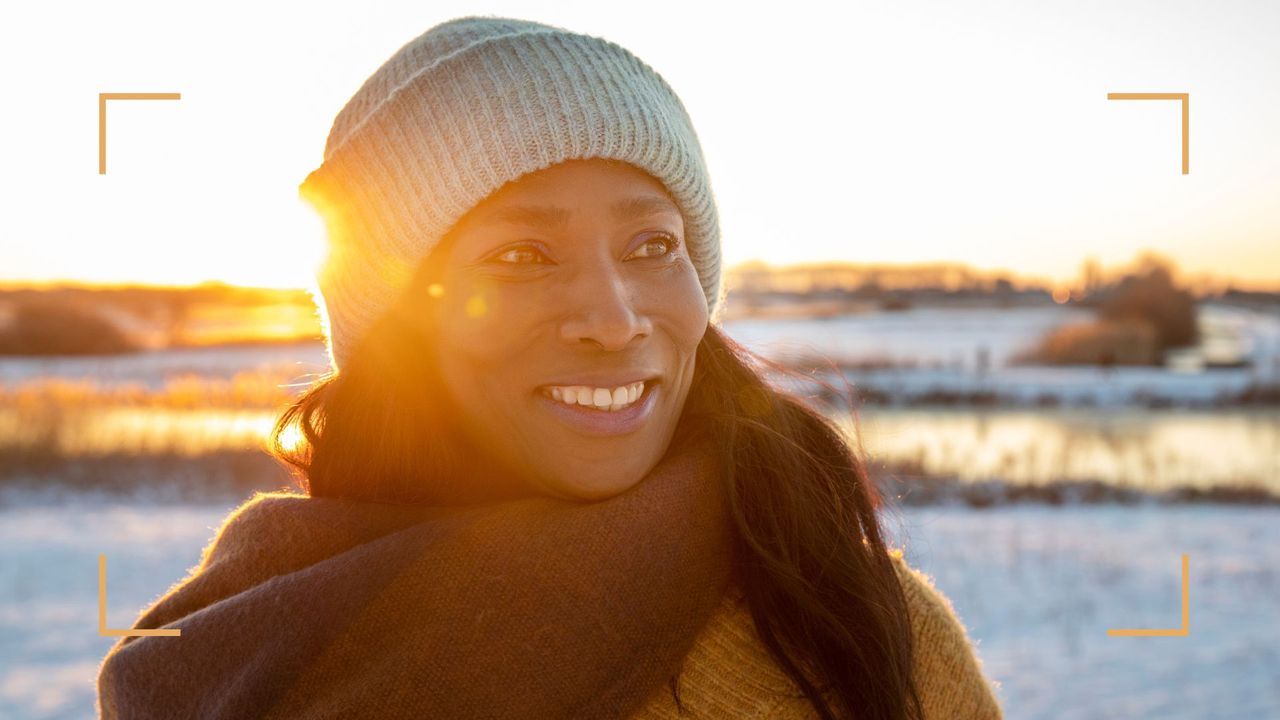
[537, 383, 660, 437]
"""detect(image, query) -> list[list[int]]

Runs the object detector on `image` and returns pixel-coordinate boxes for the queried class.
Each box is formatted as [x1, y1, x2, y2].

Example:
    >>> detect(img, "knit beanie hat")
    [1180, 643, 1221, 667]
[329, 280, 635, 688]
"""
[299, 15, 725, 372]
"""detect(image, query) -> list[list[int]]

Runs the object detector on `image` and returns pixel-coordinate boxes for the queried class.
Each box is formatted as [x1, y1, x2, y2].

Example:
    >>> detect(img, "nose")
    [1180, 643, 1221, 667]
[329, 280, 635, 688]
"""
[558, 266, 653, 351]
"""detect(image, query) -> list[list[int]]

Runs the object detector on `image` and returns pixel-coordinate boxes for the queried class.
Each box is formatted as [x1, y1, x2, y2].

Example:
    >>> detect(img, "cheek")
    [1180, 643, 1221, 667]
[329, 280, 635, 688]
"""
[432, 330, 525, 456]
[433, 281, 531, 363]
[652, 261, 710, 348]
[430, 287, 536, 422]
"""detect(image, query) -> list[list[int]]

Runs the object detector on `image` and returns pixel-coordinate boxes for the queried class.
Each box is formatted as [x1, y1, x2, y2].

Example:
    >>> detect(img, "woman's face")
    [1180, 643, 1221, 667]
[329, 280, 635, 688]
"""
[425, 158, 709, 501]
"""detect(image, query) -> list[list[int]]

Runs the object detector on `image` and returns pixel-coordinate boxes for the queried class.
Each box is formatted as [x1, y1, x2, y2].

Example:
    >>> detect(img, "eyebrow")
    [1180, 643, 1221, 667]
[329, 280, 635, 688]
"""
[475, 195, 681, 231]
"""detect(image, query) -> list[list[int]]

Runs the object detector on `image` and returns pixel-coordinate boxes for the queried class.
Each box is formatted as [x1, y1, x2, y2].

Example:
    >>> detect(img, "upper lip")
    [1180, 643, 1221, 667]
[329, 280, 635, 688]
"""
[538, 371, 663, 389]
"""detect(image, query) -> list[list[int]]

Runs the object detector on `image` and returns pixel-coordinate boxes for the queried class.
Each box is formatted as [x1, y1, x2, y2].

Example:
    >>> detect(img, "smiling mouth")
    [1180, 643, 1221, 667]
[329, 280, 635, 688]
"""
[539, 380, 659, 412]
[535, 380, 661, 437]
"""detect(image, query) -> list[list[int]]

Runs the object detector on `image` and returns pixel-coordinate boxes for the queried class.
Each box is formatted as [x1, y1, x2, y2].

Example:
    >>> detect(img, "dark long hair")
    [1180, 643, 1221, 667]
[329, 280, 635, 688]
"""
[269, 263, 925, 720]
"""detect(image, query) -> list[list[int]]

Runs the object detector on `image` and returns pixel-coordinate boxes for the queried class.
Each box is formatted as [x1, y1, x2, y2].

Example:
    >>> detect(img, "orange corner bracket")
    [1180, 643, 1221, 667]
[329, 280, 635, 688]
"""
[1106, 92, 1190, 175]
[1107, 553, 1190, 637]
[97, 92, 181, 175]
[98, 554, 180, 637]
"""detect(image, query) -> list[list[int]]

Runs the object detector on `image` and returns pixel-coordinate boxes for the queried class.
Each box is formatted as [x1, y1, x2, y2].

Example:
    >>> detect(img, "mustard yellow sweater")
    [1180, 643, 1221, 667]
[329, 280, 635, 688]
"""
[631, 549, 1005, 719]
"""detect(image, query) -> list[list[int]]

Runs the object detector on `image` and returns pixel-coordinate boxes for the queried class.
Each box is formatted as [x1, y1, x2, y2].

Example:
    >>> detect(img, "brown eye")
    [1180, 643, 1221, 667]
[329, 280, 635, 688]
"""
[629, 233, 681, 260]
[491, 244, 549, 265]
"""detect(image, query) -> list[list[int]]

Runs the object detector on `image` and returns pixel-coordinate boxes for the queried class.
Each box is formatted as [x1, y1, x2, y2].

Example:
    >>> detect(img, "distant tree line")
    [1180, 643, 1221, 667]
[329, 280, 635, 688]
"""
[0, 282, 319, 356]
[0, 298, 140, 355]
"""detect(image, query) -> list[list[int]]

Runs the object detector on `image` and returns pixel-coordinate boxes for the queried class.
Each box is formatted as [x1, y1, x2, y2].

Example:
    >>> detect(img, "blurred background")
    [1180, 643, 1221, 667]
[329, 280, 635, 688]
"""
[2, 1, 1278, 718]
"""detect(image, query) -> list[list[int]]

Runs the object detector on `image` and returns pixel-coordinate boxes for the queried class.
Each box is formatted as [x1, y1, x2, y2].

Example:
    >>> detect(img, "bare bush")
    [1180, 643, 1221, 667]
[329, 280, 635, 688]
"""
[1096, 259, 1198, 351]
[1013, 319, 1159, 366]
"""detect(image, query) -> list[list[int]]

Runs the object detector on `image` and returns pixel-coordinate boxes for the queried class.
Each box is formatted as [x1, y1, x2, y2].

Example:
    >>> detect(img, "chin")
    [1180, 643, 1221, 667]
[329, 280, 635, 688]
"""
[546, 469, 644, 502]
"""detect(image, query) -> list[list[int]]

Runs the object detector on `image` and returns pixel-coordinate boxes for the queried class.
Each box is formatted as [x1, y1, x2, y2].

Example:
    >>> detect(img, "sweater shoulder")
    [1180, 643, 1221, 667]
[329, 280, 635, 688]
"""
[889, 549, 1005, 719]
[629, 583, 811, 720]
[198, 491, 308, 565]
[630, 551, 1004, 720]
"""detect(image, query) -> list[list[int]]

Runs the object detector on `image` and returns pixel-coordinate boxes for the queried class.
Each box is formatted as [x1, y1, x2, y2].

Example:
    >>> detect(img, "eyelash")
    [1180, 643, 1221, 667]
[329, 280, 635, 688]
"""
[490, 233, 682, 265]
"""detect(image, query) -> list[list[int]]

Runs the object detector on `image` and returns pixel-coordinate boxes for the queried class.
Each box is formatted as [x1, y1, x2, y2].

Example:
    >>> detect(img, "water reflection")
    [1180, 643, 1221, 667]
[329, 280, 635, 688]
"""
[839, 407, 1280, 493]
[2, 403, 1277, 495]
[0, 407, 276, 456]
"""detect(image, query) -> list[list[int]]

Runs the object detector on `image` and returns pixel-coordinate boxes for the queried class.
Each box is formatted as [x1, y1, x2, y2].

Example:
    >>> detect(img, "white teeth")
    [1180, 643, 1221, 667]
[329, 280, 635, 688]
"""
[543, 381, 647, 411]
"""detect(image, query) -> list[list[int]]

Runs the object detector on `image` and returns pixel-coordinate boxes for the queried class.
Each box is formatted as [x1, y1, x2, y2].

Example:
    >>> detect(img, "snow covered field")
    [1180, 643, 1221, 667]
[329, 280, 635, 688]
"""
[727, 302, 1280, 376]
[0, 340, 329, 390]
[1, 495, 1276, 719]
[731, 303, 1280, 407]
[883, 504, 1280, 719]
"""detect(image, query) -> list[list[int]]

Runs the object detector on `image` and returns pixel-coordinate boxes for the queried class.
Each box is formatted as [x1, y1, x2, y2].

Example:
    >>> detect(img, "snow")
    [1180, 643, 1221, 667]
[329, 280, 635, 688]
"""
[882, 504, 1280, 719]
[0, 341, 330, 390]
[726, 304, 1093, 369]
[726, 302, 1280, 407]
[0, 497, 241, 720]
[1, 495, 1276, 719]
[786, 363, 1267, 407]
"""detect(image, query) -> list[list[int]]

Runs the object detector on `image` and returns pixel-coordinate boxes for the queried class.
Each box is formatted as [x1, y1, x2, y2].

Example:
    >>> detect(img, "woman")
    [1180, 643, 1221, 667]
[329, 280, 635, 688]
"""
[96, 16, 1003, 720]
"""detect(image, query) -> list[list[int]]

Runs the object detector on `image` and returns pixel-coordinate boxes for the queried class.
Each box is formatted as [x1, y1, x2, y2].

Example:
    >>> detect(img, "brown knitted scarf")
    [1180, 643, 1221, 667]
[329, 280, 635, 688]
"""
[95, 435, 734, 719]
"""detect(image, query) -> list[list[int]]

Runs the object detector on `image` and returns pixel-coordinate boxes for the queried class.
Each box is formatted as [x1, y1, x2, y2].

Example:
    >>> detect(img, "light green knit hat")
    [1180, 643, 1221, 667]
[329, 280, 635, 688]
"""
[299, 15, 725, 372]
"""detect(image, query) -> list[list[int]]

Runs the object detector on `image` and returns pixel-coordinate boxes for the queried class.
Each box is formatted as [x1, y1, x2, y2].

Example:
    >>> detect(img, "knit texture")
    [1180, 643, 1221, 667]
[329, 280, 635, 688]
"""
[630, 549, 1006, 719]
[299, 16, 725, 372]
[93, 470, 1003, 719]
[94, 436, 733, 719]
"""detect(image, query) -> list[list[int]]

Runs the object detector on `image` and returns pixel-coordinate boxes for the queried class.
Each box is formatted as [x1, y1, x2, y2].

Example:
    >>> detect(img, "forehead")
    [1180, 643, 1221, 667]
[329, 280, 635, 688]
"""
[451, 159, 683, 234]
[479, 159, 672, 208]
